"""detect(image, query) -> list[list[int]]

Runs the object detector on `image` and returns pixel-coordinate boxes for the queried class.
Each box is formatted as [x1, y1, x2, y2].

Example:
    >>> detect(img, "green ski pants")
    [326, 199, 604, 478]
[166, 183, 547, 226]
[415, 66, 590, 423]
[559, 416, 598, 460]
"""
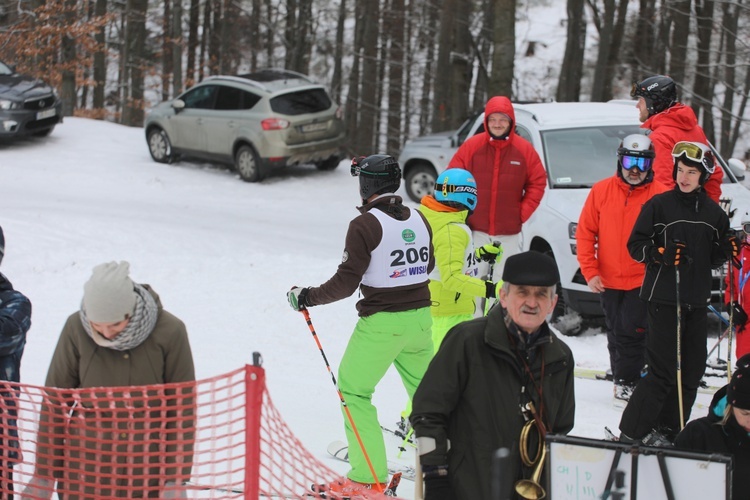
[338, 307, 433, 483]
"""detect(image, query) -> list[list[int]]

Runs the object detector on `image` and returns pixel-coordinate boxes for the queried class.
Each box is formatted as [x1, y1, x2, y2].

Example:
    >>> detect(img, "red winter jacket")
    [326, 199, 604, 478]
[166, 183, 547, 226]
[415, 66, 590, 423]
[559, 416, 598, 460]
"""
[449, 96, 547, 236]
[577, 174, 668, 290]
[642, 103, 722, 203]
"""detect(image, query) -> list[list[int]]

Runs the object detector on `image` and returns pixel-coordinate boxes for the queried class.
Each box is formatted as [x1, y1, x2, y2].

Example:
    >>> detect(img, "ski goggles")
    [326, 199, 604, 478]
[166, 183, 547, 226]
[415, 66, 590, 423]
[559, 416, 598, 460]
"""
[743, 222, 750, 235]
[620, 155, 654, 172]
[671, 141, 715, 173]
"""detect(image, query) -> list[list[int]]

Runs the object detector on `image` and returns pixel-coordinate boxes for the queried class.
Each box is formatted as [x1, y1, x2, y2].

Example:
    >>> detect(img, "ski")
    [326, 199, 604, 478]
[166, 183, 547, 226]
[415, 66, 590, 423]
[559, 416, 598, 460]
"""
[326, 440, 417, 482]
[575, 367, 722, 394]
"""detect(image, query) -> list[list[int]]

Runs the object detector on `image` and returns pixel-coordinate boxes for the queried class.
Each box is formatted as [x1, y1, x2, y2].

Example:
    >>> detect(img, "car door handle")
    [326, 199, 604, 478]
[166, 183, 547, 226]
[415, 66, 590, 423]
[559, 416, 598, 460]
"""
[227, 121, 235, 128]
[196, 118, 203, 125]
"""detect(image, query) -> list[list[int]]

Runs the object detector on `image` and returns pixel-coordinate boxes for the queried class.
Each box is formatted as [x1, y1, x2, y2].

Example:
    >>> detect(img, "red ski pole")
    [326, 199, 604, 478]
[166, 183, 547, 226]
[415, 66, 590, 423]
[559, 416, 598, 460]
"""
[300, 309, 384, 492]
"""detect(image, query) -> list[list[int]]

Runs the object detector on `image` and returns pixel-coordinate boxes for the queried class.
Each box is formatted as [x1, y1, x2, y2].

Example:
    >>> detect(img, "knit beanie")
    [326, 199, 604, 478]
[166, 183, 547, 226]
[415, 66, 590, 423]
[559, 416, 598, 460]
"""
[83, 261, 136, 323]
[727, 354, 750, 410]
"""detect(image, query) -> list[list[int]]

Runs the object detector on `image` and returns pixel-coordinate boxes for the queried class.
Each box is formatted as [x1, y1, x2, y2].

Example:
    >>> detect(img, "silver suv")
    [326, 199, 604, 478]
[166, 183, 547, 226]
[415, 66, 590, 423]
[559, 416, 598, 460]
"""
[398, 102, 750, 331]
[144, 69, 345, 182]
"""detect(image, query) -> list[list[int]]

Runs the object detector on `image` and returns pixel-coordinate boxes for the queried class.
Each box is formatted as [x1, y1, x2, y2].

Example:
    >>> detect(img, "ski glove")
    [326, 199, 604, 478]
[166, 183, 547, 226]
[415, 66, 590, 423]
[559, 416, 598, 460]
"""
[659, 240, 687, 267]
[423, 465, 452, 500]
[475, 243, 503, 264]
[485, 280, 503, 299]
[287, 287, 310, 311]
[728, 302, 749, 329]
[721, 231, 741, 260]
[19, 476, 54, 500]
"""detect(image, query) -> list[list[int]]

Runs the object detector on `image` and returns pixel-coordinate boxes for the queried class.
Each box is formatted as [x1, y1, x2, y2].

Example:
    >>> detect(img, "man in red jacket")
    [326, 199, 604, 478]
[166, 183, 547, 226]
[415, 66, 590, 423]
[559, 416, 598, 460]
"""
[632, 75, 722, 203]
[576, 134, 668, 408]
[449, 96, 547, 293]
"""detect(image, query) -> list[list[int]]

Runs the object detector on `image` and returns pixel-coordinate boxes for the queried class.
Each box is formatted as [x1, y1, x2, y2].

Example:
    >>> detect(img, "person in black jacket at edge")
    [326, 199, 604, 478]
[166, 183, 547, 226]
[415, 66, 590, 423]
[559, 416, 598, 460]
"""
[674, 353, 750, 497]
[410, 251, 575, 500]
[619, 141, 739, 447]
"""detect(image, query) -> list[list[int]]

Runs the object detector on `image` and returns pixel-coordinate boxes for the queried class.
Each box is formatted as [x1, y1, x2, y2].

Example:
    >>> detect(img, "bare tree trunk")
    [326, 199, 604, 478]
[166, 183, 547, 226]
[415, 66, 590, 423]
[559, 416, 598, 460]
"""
[162, 0, 172, 100]
[284, 0, 297, 68]
[432, 0, 455, 131]
[92, 0, 108, 110]
[668, 0, 691, 85]
[490, 0, 514, 97]
[172, 0, 183, 94]
[249, 0, 260, 71]
[209, 0, 221, 74]
[691, 0, 713, 129]
[589, 0, 614, 101]
[654, 0, 671, 73]
[719, 0, 738, 156]
[449, 0, 471, 128]
[331, 0, 346, 103]
[419, 0, 439, 135]
[472, 0, 493, 110]
[122, 0, 147, 125]
[60, 0, 77, 116]
[385, 0, 404, 153]
[354, 0, 379, 152]
[186, 0, 199, 85]
[344, 0, 364, 148]
[199, 0, 211, 80]
[557, 0, 586, 101]
[631, 0, 656, 76]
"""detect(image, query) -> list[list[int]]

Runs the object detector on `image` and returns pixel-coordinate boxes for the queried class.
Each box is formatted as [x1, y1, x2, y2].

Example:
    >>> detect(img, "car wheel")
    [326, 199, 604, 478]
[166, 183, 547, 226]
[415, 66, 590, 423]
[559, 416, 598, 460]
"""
[235, 145, 264, 182]
[33, 127, 54, 138]
[543, 249, 583, 336]
[315, 156, 341, 171]
[405, 163, 437, 203]
[147, 128, 173, 164]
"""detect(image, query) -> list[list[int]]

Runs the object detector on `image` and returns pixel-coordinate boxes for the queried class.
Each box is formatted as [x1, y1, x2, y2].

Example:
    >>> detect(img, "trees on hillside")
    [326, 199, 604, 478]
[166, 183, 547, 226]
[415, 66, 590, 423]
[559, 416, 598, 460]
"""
[0, 0, 747, 158]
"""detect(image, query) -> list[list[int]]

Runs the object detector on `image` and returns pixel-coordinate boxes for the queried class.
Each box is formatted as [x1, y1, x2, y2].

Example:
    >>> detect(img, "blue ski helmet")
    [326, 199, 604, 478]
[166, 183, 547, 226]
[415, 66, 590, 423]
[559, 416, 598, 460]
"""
[434, 168, 478, 211]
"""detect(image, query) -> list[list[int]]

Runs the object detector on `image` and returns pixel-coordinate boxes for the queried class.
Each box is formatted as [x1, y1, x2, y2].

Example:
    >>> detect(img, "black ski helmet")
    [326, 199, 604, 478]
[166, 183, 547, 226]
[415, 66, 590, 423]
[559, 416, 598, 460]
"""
[631, 75, 678, 116]
[617, 134, 655, 183]
[671, 141, 715, 186]
[350, 154, 401, 201]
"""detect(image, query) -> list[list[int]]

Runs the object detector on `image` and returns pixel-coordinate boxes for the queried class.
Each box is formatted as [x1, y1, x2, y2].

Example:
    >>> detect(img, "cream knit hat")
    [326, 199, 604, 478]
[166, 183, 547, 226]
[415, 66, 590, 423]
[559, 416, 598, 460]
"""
[83, 261, 136, 323]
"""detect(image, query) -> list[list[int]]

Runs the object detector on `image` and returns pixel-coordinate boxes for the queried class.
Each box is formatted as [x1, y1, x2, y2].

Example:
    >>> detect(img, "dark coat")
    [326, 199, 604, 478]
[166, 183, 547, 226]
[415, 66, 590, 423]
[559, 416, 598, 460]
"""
[628, 186, 730, 307]
[410, 305, 576, 500]
[674, 386, 750, 497]
[35, 285, 195, 499]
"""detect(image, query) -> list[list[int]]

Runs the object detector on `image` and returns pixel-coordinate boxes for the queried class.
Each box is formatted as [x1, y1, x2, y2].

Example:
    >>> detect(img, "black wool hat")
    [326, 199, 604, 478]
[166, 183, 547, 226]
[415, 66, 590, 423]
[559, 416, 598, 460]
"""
[501, 251, 560, 287]
[728, 354, 750, 410]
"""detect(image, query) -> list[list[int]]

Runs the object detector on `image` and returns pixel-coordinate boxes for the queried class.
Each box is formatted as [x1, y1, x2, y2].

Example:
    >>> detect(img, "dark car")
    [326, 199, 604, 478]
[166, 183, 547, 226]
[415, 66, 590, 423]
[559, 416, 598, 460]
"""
[0, 61, 62, 139]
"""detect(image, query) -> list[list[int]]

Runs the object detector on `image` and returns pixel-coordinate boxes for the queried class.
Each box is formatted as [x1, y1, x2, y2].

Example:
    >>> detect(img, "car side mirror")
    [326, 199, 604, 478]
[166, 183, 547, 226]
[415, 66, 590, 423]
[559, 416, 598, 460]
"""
[171, 99, 185, 112]
[728, 158, 746, 181]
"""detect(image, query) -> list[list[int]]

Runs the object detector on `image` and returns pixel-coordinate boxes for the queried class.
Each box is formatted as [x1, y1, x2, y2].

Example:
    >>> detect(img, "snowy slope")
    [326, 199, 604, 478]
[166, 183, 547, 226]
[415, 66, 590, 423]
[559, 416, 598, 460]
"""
[0, 118, 720, 498]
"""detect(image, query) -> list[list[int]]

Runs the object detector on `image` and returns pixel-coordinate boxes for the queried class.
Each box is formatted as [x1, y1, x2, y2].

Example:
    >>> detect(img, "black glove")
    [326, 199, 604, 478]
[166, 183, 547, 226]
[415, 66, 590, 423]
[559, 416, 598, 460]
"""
[423, 465, 452, 500]
[660, 240, 687, 267]
[721, 231, 741, 260]
[729, 302, 749, 328]
[287, 287, 310, 311]
[485, 281, 501, 299]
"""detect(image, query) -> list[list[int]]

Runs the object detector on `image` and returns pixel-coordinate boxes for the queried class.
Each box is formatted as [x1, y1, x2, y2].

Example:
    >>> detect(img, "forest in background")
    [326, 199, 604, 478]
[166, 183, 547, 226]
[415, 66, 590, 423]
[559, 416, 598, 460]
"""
[1, 0, 749, 158]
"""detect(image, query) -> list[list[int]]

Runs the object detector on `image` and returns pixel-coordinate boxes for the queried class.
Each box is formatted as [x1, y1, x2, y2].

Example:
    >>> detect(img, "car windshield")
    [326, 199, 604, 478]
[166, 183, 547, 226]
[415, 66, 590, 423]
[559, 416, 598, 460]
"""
[0, 62, 12, 75]
[541, 125, 642, 188]
[270, 88, 331, 115]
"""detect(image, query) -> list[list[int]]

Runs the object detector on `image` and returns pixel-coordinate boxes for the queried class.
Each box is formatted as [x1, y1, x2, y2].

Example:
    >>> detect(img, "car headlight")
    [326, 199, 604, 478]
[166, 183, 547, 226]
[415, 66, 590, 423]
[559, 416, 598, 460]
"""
[0, 99, 17, 110]
[568, 222, 577, 239]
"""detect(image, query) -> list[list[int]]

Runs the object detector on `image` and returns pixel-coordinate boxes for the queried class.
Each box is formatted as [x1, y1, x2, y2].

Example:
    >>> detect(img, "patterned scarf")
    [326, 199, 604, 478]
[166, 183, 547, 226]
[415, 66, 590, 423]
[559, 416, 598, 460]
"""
[79, 283, 159, 351]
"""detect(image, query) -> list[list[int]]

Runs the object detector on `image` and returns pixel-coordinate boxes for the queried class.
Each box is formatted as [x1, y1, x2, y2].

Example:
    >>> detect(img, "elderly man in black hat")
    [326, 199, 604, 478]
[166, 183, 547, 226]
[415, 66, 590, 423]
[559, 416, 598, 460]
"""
[410, 251, 575, 500]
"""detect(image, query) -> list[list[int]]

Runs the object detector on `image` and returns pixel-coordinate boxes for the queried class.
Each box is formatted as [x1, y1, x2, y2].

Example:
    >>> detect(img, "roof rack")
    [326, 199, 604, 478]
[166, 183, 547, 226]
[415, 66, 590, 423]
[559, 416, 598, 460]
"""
[238, 68, 314, 84]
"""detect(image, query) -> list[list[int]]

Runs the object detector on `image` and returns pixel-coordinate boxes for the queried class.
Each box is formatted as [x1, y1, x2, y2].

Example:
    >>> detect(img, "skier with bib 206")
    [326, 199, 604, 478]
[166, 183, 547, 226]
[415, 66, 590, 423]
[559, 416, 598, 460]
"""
[287, 154, 435, 497]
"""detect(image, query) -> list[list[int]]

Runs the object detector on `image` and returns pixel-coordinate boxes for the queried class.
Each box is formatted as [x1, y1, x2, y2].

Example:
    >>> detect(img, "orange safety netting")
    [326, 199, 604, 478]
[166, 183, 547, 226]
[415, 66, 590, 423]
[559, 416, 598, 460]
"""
[0, 360, 402, 499]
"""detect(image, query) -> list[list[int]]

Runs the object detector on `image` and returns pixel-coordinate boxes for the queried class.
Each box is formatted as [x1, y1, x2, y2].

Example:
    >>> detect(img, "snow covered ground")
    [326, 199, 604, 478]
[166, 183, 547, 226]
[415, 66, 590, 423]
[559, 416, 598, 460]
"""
[0, 118, 725, 498]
